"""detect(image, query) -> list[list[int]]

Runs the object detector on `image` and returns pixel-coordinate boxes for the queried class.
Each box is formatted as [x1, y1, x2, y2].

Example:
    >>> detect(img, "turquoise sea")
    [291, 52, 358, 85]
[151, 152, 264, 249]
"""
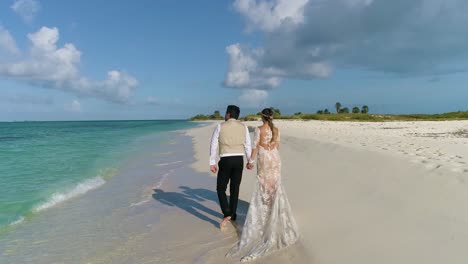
[0, 120, 196, 231]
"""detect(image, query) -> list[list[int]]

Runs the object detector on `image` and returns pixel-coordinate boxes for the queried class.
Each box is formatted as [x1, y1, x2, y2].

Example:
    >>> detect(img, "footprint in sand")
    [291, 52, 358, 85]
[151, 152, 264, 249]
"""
[422, 162, 439, 170]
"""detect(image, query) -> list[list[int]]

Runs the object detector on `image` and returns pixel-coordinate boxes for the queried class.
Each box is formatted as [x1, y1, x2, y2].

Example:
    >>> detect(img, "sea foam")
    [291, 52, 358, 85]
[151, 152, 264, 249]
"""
[33, 177, 106, 212]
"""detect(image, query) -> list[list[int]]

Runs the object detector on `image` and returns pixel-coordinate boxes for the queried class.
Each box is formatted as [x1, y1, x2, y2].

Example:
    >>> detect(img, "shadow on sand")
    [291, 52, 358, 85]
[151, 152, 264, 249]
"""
[152, 186, 249, 229]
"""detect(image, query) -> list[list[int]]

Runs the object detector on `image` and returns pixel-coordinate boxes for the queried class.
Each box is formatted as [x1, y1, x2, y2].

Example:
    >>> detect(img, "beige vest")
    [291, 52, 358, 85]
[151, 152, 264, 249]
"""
[219, 119, 246, 155]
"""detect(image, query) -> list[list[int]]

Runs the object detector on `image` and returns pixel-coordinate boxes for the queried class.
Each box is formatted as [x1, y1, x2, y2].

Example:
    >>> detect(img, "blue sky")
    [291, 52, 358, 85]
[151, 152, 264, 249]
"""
[0, 0, 467, 121]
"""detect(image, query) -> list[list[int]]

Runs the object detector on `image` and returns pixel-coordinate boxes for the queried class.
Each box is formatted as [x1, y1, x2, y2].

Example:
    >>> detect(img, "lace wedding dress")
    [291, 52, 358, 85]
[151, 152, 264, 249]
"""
[227, 127, 300, 262]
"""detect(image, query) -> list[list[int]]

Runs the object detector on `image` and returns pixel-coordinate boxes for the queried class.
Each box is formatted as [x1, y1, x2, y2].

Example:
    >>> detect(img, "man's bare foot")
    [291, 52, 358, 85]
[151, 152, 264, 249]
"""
[220, 216, 231, 229]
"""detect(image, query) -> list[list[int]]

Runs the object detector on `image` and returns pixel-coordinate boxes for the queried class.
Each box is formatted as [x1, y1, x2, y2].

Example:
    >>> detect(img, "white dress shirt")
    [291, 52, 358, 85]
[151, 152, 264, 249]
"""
[209, 120, 252, 166]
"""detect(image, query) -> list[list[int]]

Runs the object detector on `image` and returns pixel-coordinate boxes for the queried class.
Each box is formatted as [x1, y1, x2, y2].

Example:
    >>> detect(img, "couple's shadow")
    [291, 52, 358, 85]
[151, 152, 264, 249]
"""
[152, 186, 249, 229]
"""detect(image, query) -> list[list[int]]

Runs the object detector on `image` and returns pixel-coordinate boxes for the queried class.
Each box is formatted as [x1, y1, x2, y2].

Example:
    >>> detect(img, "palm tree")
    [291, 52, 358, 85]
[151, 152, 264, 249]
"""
[361, 105, 369, 114]
[340, 107, 350, 113]
[324, 109, 330, 114]
[317, 110, 324, 114]
[335, 102, 342, 114]
[352, 107, 360, 113]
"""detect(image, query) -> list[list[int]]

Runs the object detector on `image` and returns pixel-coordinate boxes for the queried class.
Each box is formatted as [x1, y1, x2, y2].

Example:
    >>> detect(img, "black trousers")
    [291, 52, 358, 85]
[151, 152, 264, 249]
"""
[217, 156, 244, 221]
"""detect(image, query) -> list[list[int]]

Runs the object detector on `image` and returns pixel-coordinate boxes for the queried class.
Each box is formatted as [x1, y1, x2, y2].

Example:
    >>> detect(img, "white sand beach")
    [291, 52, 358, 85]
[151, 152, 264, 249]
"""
[186, 120, 468, 263]
[2, 120, 467, 264]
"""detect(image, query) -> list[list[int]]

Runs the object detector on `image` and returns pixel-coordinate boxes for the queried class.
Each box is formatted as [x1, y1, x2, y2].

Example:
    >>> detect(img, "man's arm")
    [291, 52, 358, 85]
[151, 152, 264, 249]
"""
[244, 125, 252, 164]
[209, 124, 221, 172]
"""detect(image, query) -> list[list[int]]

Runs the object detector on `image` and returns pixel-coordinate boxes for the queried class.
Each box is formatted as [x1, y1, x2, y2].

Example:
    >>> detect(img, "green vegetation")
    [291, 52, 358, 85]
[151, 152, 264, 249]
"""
[189, 110, 223, 121]
[240, 111, 468, 122]
[320, 102, 366, 115]
[335, 102, 341, 113]
[339, 107, 350, 113]
[190, 104, 468, 122]
[361, 105, 369, 114]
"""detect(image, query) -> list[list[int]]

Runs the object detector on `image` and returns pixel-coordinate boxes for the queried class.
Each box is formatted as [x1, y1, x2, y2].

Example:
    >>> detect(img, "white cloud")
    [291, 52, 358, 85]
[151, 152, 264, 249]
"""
[238, 89, 268, 107]
[224, 43, 330, 90]
[0, 26, 138, 103]
[0, 26, 20, 55]
[227, 0, 468, 89]
[224, 43, 283, 89]
[233, 0, 309, 32]
[11, 0, 41, 24]
[65, 99, 81, 112]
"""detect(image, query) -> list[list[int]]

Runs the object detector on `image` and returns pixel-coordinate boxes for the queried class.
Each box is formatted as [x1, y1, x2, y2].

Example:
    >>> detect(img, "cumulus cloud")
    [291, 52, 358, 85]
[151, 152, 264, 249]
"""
[11, 0, 41, 23]
[238, 89, 268, 107]
[226, 0, 468, 89]
[0, 26, 20, 55]
[65, 99, 81, 112]
[224, 44, 282, 89]
[233, 0, 309, 32]
[0, 26, 138, 103]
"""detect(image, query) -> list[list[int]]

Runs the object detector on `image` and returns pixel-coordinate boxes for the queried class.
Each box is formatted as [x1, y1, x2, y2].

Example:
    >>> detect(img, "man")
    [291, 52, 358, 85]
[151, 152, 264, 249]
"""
[210, 105, 252, 228]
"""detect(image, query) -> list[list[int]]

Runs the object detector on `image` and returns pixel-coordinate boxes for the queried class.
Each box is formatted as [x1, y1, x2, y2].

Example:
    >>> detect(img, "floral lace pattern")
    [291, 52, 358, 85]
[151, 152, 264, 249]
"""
[227, 127, 300, 262]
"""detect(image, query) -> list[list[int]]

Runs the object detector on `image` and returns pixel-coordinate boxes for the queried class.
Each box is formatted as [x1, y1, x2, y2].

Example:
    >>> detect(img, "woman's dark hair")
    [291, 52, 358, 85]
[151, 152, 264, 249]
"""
[226, 105, 240, 119]
[261, 108, 276, 143]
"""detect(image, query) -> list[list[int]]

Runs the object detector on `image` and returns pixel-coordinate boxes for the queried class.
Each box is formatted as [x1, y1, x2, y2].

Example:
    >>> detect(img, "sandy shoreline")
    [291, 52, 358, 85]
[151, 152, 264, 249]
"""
[187, 120, 468, 263]
[1, 120, 467, 263]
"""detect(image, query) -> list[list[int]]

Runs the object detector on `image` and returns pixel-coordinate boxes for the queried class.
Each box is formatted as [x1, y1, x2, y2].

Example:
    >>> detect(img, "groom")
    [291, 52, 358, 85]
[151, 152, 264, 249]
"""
[210, 105, 252, 228]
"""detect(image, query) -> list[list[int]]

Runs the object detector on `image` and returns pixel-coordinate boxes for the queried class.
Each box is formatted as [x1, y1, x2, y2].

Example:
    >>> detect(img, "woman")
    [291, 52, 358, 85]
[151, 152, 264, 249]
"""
[227, 108, 300, 262]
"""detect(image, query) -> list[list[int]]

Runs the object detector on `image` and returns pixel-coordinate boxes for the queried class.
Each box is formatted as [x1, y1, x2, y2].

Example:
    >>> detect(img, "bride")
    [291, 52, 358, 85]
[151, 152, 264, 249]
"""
[227, 108, 300, 262]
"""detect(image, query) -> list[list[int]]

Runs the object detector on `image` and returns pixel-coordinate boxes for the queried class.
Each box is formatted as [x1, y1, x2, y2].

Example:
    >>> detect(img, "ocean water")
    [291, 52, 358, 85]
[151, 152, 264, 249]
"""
[0, 120, 196, 231]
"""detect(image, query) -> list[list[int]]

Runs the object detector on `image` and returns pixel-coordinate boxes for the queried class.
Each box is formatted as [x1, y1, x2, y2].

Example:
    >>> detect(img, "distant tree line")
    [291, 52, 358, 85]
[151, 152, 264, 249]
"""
[189, 107, 468, 122]
[189, 110, 223, 121]
[189, 103, 370, 121]
[319, 102, 370, 114]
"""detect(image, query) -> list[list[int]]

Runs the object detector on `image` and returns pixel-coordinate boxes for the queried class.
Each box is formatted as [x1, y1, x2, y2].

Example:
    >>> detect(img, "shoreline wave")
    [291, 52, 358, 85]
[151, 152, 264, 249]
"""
[33, 177, 106, 212]
[9, 216, 25, 226]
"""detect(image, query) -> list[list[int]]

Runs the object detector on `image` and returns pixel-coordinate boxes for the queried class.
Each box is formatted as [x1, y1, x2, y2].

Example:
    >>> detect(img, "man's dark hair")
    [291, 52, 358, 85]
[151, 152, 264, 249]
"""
[226, 105, 240, 119]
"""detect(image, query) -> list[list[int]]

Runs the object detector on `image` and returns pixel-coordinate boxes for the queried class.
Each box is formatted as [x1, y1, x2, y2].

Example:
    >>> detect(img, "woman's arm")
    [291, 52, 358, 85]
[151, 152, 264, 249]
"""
[247, 127, 260, 169]
[249, 148, 258, 164]
[275, 128, 280, 150]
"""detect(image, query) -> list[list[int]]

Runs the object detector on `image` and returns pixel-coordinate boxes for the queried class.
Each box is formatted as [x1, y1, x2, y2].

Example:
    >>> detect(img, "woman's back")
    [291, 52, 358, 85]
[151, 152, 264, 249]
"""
[256, 125, 279, 151]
